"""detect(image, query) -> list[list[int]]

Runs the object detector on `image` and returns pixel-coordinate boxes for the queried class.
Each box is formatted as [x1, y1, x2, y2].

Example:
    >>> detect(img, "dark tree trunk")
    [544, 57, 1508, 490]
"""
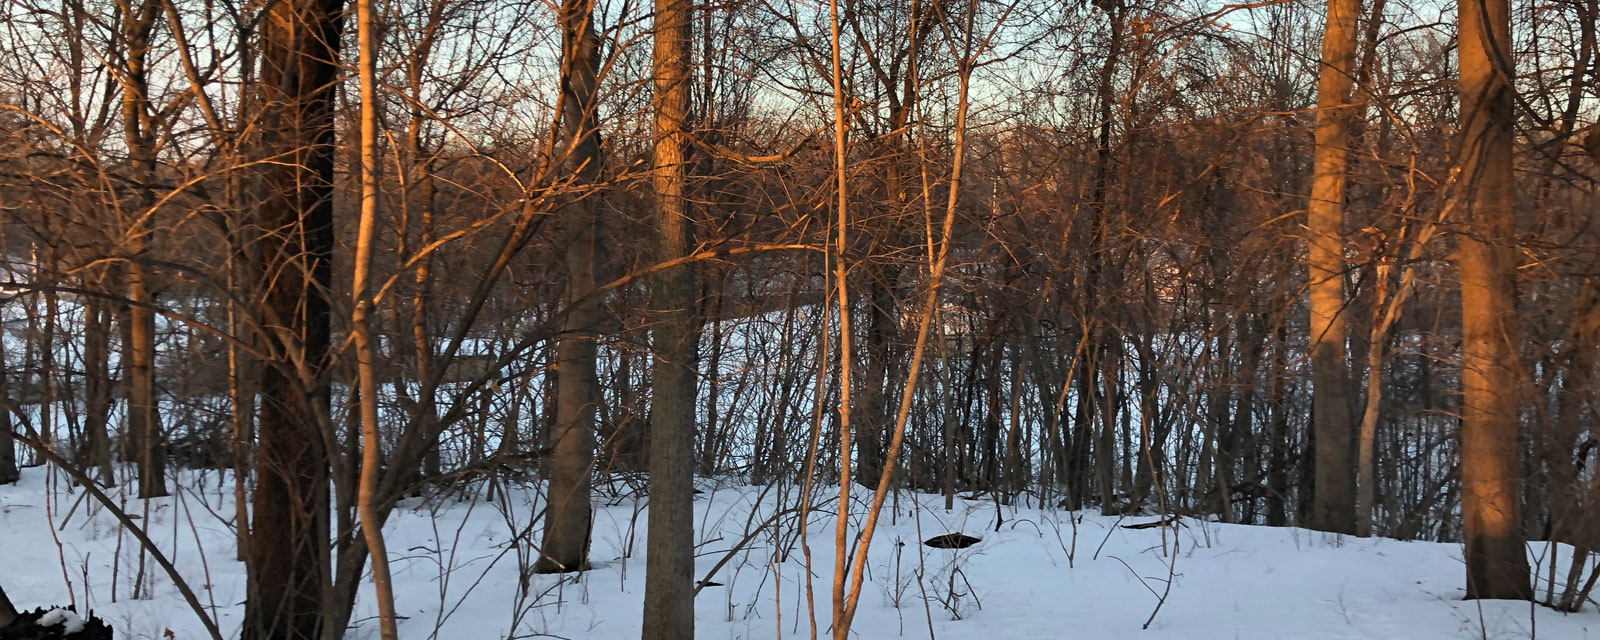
[126, 273, 167, 499]
[82, 297, 114, 484]
[537, 0, 605, 573]
[1265, 320, 1291, 527]
[240, 0, 343, 634]
[855, 273, 895, 488]
[0, 335, 17, 485]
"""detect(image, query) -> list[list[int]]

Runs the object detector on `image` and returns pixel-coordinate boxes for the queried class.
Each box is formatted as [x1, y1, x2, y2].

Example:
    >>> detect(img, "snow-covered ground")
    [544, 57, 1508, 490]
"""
[1, 469, 1594, 639]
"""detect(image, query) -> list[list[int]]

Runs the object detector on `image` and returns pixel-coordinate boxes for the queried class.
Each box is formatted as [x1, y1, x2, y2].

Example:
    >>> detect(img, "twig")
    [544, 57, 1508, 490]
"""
[1142, 535, 1179, 629]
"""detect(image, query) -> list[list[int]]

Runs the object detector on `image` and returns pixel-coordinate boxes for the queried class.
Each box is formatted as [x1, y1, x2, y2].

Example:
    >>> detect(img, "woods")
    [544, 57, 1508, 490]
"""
[1, 0, 1599, 635]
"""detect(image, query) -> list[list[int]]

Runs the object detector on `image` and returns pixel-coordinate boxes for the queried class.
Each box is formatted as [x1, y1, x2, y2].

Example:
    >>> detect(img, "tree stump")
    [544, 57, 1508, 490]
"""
[0, 607, 113, 640]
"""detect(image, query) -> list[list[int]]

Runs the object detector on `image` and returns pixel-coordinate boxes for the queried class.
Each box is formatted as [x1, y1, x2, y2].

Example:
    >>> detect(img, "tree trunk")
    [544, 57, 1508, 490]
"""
[1265, 320, 1290, 527]
[537, 0, 605, 573]
[127, 267, 167, 499]
[0, 332, 17, 485]
[855, 273, 893, 488]
[1548, 287, 1598, 609]
[117, 0, 167, 500]
[1456, 0, 1532, 600]
[83, 296, 115, 484]
[1308, 0, 1360, 535]
[641, 0, 696, 633]
[353, 0, 399, 632]
[241, 0, 342, 634]
[227, 272, 254, 562]
[404, 12, 442, 484]
[1095, 349, 1118, 514]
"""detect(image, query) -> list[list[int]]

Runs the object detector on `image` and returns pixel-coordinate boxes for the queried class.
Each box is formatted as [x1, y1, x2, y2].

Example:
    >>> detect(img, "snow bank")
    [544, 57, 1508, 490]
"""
[1, 470, 1594, 639]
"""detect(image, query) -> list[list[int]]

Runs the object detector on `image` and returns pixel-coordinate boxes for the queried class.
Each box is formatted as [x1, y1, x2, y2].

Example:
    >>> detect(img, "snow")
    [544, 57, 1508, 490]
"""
[37, 608, 87, 634]
[0, 470, 1594, 640]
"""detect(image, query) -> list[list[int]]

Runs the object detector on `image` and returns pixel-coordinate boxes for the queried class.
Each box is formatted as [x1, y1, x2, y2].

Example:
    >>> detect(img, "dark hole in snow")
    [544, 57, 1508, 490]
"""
[923, 533, 981, 549]
[0, 606, 113, 640]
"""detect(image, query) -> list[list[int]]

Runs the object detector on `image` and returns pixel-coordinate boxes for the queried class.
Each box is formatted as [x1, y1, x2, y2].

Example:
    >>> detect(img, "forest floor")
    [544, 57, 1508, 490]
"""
[1, 469, 1595, 639]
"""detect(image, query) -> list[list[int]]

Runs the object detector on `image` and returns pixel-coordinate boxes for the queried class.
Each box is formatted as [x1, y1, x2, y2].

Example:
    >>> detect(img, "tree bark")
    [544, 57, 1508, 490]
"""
[1308, 0, 1360, 535]
[241, 0, 342, 634]
[353, 0, 399, 632]
[0, 333, 17, 485]
[83, 296, 115, 484]
[1456, 0, 1532, 600]
[641, 0, 696, 634]
[537, 0, 605, 574]
[117, 0, 168, 500]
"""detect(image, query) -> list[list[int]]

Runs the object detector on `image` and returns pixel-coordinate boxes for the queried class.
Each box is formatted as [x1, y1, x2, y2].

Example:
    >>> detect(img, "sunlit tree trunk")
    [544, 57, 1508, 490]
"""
[1456, 0, 1532, 600]
[226, 268, 253, 562]
[1356, 257, 1390, 537]
[641, 0, 696, 633]
[835, 2, 974, 632]
[353, 0, 398, 633]
[1308, 0, 1360, 534]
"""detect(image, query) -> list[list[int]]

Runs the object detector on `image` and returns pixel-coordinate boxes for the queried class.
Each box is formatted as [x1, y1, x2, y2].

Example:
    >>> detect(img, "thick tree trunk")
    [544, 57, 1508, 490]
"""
[641, 0, 696, 634]
[1308, 0, 1360, 535]
[1456, 0, 1532, 600]
[241, 0, 342, 635]
[537, 0, 605, 573]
